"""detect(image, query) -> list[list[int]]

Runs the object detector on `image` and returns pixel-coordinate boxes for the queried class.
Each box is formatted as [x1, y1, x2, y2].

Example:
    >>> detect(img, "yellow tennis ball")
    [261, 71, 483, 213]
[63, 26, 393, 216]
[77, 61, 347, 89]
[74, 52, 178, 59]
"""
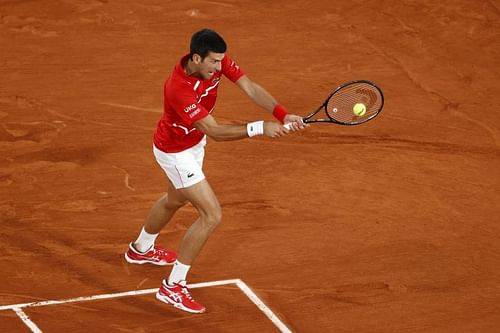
[353, 103, 366, 116]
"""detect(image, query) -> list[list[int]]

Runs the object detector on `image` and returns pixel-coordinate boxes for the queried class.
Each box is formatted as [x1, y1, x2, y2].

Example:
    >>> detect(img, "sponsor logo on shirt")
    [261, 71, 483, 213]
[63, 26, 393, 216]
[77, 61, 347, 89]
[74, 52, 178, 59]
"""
[188, 107, 202, 118]
[183, 103, 197, 113]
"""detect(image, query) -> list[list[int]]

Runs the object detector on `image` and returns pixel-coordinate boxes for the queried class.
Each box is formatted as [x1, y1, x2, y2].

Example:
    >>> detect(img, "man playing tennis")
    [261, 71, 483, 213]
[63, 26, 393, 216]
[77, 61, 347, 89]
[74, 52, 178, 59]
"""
[124, 28, 305, 314]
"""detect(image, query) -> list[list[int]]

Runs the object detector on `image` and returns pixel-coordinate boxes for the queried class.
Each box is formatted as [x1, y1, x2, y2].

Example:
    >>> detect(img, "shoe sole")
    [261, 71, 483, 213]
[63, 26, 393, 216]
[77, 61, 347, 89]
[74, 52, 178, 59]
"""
[156, 291, 206, 314]
[124, 253, 174, 266]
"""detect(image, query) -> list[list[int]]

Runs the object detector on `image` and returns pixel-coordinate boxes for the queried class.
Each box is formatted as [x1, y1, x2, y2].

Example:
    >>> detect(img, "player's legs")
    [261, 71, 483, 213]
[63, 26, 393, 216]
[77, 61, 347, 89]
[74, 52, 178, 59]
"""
[128, 139, 216, 312]
[143, 185, 188, 235]
[125, 180, 185, 265]
[157, 179, 220, 314]
[129, 179, 186, 251]
[176, 179, 221, 265]
[125, 180, 187, 266]
[126, 140, 205, 265]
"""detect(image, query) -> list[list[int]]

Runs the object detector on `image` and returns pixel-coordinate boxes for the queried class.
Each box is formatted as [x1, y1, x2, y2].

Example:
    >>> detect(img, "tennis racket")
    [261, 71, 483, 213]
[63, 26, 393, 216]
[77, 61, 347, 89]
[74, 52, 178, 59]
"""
[284, 80, 384, 129]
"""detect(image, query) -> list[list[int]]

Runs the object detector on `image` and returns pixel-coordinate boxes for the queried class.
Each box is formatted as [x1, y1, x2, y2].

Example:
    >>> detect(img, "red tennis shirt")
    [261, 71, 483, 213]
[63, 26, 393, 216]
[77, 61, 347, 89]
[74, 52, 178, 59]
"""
[153, 54, 245, 153]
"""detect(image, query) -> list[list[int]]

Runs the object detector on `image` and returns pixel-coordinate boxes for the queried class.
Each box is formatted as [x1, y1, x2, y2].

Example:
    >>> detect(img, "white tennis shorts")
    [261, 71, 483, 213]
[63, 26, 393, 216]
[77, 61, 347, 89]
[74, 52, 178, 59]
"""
[153, 137, 206, 189]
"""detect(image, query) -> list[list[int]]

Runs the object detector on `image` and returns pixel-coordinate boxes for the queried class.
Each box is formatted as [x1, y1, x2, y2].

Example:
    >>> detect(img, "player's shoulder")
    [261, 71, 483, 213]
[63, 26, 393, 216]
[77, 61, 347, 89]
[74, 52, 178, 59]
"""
[222, 53, 234, 65]
[166, 72, 195, 95]
[221, 54, 245, 81]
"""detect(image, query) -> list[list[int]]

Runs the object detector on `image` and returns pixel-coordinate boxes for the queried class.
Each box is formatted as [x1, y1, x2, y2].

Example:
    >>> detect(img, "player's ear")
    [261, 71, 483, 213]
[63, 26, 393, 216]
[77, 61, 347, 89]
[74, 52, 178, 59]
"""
[192, 53, 202, 64]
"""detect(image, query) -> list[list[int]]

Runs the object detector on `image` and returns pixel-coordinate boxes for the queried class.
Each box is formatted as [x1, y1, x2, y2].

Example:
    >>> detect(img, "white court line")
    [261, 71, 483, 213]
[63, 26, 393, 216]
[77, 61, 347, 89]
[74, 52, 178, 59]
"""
[1, 279, 292, 333]
[0, 279, 240, 311]
[235, 280, 292, 333]
[13, 307, 42, 333]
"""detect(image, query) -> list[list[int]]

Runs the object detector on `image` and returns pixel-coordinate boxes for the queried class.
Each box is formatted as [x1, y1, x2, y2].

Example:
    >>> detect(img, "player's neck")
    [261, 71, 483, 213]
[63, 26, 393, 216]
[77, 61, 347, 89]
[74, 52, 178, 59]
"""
[184, 59, 202, 79]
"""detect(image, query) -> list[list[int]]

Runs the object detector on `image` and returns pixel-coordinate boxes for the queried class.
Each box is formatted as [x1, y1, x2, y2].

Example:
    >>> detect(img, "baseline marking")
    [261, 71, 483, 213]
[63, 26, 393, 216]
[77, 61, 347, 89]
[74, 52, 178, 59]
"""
[1, 279, 292, 333]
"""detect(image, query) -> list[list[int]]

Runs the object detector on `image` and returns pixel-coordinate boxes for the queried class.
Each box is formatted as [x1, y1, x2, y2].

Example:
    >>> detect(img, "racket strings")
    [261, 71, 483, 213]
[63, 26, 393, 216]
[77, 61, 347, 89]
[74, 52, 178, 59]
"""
[326, 82, 383, 124]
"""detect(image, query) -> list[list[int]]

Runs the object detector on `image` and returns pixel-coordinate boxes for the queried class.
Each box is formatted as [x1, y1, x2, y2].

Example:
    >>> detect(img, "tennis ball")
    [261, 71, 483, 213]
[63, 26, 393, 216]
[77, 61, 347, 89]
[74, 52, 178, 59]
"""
[353, 103, 366, 116]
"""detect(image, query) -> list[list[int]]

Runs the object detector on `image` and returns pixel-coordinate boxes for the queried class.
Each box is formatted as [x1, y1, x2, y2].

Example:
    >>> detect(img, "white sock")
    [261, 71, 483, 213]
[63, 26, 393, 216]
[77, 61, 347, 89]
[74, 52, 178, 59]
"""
[168, 260, 191, 285]
[134, 227, 159, 253]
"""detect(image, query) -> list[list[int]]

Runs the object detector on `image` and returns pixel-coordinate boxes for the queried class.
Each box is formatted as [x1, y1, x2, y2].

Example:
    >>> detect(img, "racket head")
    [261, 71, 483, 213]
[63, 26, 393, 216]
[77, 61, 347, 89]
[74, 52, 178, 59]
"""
[315, 80, 384, 125]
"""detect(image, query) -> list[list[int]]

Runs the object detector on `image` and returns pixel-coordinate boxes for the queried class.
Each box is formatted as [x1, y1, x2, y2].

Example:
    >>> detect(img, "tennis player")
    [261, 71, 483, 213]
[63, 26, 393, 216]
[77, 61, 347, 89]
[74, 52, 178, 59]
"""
[125, 28, 304, 314]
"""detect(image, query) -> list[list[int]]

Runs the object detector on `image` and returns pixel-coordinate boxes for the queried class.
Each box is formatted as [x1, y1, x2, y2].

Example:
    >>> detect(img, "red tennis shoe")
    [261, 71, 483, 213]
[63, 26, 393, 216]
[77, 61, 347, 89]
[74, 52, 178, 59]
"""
[156, 280, 206, 314]
[124, 243, 177, 266]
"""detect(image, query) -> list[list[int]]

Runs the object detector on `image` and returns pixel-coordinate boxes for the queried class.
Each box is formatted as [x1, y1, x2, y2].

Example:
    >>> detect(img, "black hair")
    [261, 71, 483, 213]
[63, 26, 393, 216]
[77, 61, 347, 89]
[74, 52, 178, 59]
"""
[189, 29, 227, 60]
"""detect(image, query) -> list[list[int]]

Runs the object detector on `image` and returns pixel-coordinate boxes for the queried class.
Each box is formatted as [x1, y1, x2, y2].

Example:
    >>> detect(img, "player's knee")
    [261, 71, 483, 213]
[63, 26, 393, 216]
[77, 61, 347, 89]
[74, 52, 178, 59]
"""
[203, 204, 222, 229]
[212, 205, 222, 226]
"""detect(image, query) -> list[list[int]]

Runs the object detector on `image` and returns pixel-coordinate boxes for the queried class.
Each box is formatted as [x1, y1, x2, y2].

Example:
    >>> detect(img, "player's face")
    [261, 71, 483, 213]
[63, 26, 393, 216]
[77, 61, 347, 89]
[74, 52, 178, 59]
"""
[196, 52, 224, 80]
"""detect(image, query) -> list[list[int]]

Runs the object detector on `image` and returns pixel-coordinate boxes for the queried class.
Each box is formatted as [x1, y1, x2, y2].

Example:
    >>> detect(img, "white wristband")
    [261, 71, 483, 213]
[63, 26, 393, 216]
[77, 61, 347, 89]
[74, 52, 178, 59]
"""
[247, 121, 264, 137]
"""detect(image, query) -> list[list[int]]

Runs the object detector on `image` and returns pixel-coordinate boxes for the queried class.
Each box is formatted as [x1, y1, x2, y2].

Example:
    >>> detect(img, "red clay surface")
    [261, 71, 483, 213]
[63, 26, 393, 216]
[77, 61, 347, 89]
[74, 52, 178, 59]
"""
[1, 1, 499, 332]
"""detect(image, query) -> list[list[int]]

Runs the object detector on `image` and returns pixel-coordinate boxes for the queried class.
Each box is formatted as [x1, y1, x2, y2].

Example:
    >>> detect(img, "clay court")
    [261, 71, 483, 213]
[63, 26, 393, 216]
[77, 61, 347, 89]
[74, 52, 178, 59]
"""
[1, 1, 499, 332]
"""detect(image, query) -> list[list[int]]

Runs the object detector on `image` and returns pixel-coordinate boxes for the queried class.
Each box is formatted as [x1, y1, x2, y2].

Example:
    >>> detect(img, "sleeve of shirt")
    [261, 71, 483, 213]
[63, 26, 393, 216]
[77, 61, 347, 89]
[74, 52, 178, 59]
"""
[222, 54, 245, 82]
[167, 82, 210, 126]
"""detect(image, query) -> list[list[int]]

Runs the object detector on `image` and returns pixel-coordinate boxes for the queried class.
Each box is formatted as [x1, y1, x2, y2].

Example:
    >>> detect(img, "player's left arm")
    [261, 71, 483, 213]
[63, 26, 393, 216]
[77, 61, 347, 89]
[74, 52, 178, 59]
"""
[235, 75, 305, 131]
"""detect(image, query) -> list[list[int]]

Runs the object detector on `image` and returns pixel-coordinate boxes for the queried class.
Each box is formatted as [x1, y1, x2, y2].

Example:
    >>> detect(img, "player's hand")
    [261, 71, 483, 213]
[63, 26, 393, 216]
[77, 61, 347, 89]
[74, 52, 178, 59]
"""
[263, 121, 289, 138]
[284, 114, 306, 132]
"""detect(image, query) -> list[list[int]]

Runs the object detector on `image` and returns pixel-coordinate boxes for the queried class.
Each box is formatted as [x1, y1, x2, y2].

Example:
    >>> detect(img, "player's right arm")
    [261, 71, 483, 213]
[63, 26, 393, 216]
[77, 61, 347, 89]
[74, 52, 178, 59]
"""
[194, 115, 288, 141]
[168, 80, 286, 141]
